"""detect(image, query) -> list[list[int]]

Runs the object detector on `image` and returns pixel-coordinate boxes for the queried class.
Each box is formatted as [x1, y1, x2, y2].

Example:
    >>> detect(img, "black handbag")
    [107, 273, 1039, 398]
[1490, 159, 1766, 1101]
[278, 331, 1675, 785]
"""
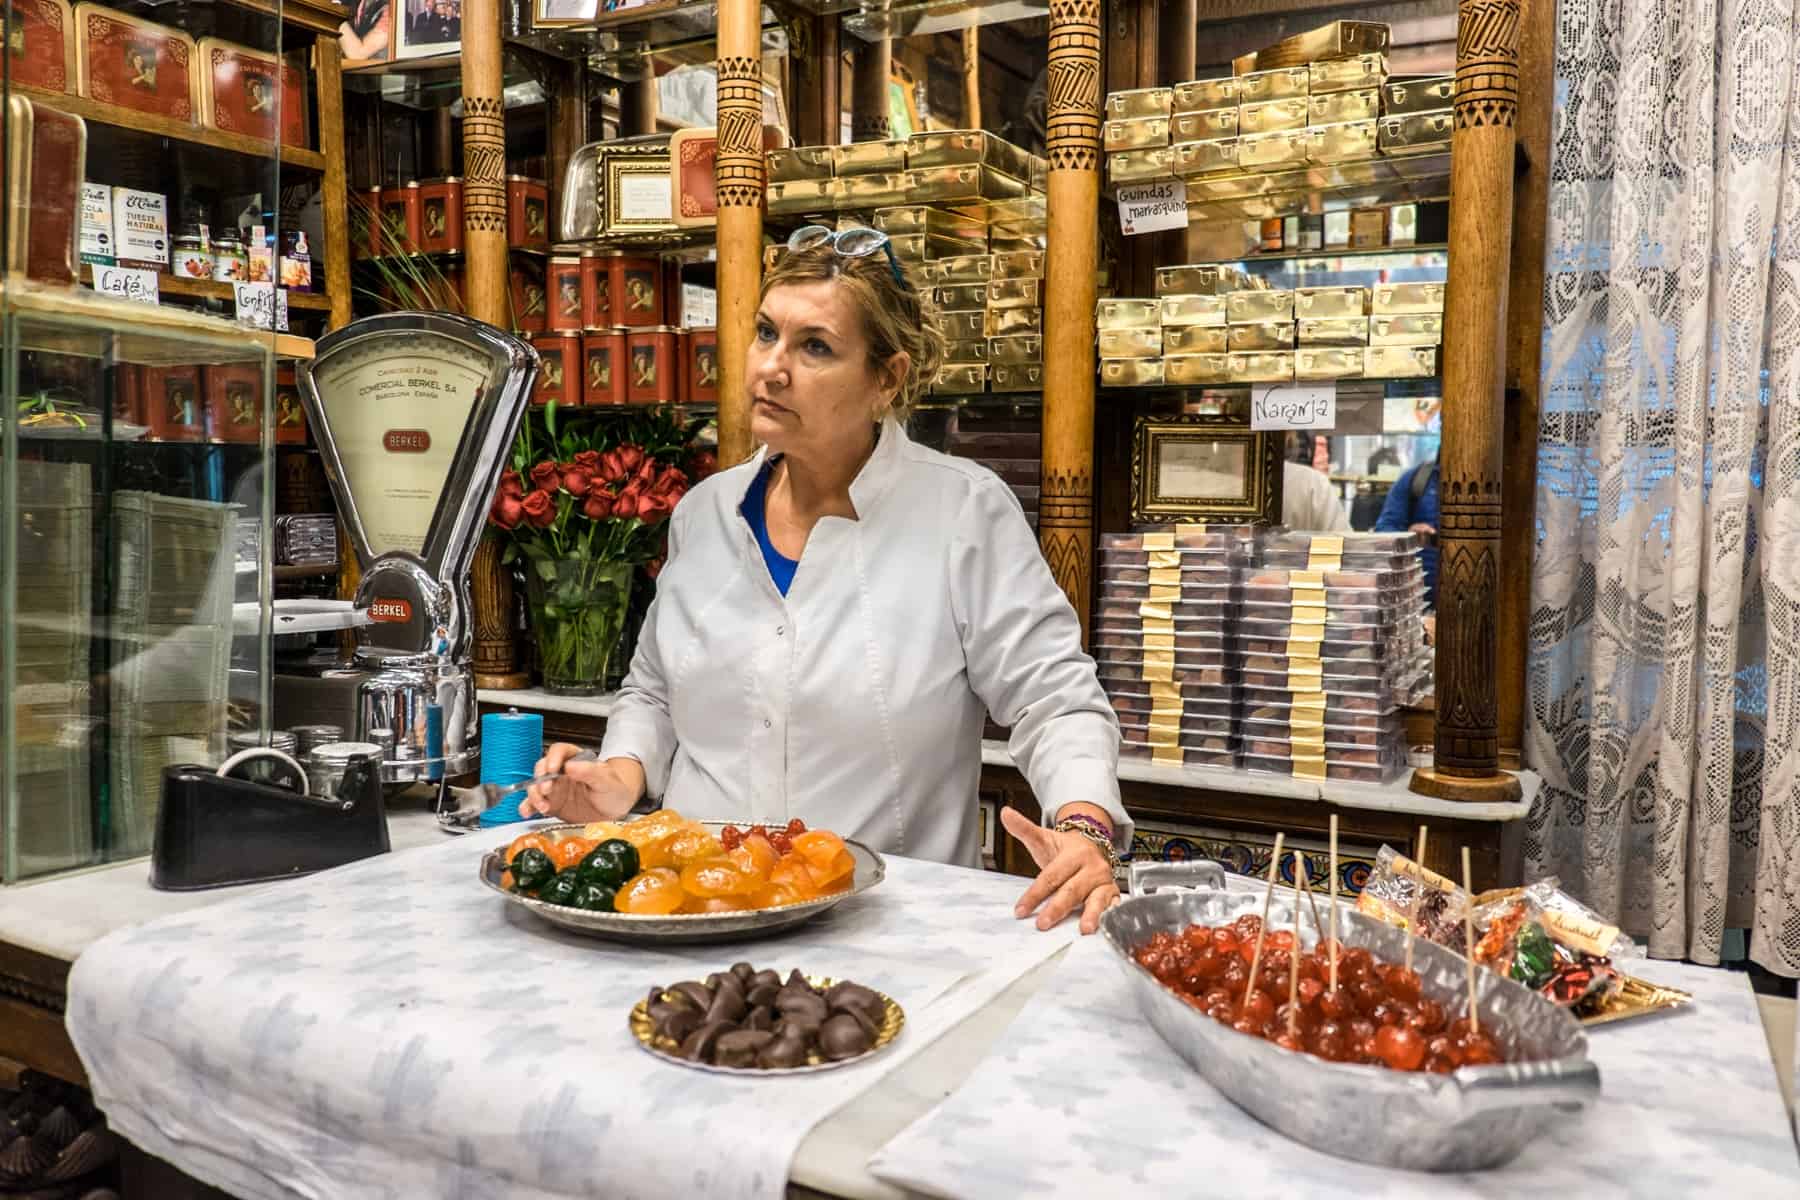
[150, 752, 391, 890]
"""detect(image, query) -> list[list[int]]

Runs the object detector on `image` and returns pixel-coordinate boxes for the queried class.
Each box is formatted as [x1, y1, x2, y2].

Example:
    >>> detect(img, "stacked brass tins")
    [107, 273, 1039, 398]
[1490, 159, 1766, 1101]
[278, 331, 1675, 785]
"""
[912, 195, 1053, 396]
[1377, 74, 1455, 160]
[1365, 280, 1445, 377]
[1093, 525, 1259, 768]
[767, 130, 1044, 220]
[1225, 285, 1297, 383]
[1097, 264, 1252, 387]
[1231, 530, 1431, 784]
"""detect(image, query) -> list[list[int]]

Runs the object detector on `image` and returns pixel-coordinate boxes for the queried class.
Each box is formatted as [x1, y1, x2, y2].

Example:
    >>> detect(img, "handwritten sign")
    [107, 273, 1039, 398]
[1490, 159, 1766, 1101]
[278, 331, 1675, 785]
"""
[90, 265, 159, 305]
[1116, 179, 1188, 236]
[1251, 382, 1337, 431]
[233, 282, 289, 333]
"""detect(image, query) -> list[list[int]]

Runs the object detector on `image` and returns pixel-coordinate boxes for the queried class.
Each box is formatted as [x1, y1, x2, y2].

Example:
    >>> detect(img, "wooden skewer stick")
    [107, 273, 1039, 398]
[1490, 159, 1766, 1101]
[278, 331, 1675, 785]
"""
[1328, 814, 1340, 993]
[1299, 849, 1324, 934]
[1405, 824, 1429, 973]
[1288, 851, 1304, 1036]
[1462, 846, 1480, 1037]
[1243, 832, 1286, 1010]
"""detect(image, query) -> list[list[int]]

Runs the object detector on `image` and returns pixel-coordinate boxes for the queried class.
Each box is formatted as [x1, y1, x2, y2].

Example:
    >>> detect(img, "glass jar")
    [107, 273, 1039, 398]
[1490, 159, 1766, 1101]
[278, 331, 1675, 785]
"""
[211, 233, 247, 282]
[172, 225, 211, 279]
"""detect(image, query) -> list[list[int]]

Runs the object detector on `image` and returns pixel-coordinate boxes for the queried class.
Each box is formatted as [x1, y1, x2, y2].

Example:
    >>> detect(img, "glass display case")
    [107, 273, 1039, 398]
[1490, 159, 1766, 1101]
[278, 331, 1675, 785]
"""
[0, 0, 314, 881]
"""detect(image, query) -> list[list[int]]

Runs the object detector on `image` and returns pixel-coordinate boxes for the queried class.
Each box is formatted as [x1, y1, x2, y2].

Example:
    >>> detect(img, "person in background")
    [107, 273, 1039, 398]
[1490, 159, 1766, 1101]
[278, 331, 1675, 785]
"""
[1283, 460, 1350, 532]
[1375, 455, 1439, 603]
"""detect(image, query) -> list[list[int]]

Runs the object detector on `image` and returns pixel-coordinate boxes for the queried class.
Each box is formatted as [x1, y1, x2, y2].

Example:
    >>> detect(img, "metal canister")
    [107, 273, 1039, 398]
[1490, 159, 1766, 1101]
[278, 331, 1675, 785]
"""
[203, 362, 263, 444]
[547, 254, 584, 332]
[211, 233, 247, 282]
[507, 175, 549, 246]
[582, 328, 624, 406]
[509, 256, 547, 334]
[288, 724, 344, 760]
[685, 325, 719, 405]
[627, 326, 678, 405]
[417, 176, 463, 254]
[580, 249, 612, 328]
[530, 331, 580, 406]
[308, 742, 383, 799]
[383, 184, 420, 255]
[610, 254, 661, 327]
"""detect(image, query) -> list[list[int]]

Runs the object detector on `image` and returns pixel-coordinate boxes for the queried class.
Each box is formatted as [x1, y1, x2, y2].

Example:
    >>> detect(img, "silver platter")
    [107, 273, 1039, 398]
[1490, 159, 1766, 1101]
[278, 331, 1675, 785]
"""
[480, 821, 886, 944]
[1101, 881, 1600, 1172]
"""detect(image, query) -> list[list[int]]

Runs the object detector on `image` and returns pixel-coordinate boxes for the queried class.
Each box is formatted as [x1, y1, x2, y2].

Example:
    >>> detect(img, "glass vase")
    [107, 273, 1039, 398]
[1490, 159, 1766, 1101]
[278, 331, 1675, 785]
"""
[524, 557, 635, 695]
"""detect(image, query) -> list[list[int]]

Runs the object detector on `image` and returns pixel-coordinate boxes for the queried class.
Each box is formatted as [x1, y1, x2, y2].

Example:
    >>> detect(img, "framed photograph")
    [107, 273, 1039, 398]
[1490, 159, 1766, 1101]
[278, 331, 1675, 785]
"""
[394, 0, 461, 60]
[337, 0, 394, 63]
[601, 144, 676, 237]
[1131, 414, 1282, 523]
[532, 0, 599, 27]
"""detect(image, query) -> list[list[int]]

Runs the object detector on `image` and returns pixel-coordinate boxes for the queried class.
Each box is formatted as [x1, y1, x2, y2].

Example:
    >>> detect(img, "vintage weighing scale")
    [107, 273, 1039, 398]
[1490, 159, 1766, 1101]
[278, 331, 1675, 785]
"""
[275, 312, 537, 784]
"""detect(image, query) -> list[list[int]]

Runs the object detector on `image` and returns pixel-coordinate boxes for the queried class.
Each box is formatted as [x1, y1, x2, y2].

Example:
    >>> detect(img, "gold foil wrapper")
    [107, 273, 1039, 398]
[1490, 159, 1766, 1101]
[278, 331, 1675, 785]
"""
[1307, 535, 1345, 571]
[1287, 638, 1322, 660]
[1143, 532, 1175, 551]
[1293, 755, 1328, 781]
[1580, 974, 1696, 1027]
[1142, 630, 1175, 651]
[1148, 548, 1181, 568]
[1138, 603, 1173, 627]
[1148, 566, 1180, 587]
[1148, 721, 1180, 747]
[1288, 662, 1324, 691]
[1152, 744, 1185, 766]
[1292, 603, 1328, 625]
[1149, 679, 1182, 705]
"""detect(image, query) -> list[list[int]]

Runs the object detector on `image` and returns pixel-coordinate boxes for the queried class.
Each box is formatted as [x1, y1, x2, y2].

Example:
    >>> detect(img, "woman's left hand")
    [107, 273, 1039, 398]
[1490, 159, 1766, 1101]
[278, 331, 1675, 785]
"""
[1000, 806, 1120, 935]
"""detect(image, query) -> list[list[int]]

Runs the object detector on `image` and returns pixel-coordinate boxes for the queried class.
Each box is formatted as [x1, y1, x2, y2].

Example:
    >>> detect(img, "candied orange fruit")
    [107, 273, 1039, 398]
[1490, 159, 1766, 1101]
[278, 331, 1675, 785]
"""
[681, 858, 756, 897]
[550, 836, 596, 871]
[616, 867, 685, 915]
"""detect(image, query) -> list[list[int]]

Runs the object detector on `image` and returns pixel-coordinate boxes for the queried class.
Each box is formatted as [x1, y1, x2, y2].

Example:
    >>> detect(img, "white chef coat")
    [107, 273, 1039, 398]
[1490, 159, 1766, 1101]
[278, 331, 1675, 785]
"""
[1282, 461, 1351, 532]
[599, 421, 1128, 869]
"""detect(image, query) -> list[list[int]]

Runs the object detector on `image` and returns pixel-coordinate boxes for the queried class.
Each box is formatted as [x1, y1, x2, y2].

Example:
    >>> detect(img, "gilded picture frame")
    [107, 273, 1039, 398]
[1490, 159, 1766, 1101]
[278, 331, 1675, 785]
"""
[602, 152, 676, 238]
[531, 0, 599, 29]
[1130, 414, 1282, 523]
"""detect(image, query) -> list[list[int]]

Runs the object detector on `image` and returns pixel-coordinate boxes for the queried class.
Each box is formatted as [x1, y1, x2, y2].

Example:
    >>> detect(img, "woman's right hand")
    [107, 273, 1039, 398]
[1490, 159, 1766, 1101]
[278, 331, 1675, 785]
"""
[519, 743, 645, 824]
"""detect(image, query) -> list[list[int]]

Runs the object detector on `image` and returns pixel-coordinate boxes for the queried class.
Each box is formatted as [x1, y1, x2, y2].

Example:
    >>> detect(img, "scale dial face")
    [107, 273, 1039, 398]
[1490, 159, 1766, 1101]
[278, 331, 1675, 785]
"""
[309, 330, 495, 560]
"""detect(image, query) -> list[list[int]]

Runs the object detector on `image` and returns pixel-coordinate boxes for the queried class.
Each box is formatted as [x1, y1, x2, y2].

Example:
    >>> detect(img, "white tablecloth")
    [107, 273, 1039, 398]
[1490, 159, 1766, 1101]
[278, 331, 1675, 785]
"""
[64, 826, 1075, 1200]
[870, 937, 1800, 1198]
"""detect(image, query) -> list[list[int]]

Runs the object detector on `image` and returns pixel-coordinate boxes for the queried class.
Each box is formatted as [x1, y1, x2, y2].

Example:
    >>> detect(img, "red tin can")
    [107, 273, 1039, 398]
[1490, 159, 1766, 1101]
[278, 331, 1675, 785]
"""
[357, 186, 383, 257]
[530, 332, 579, 406]
[547, 254, 583, 332]
[611, 254, 661, 328]
[627, 326, 678, 405]
[274, 364, 306, 445]
[204, 363, 263, 444]
[581, 250, 612, 329]
[509, 255, 547, 334]
[382, 182, 420, 255]
[113, 364, 144, 425]
[143, 365, 205, 441]
[508, 176, 549, 246]
[581, 329, 625, 406]
[417, 176, 463, 255]
[685, 325, 720, 405]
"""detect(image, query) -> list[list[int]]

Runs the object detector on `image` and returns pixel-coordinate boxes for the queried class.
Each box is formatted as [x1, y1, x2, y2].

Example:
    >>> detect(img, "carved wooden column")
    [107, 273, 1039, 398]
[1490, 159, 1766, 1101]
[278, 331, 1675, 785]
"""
[715, 0, 765, 467]
[789, 14, 840, 146]
[314, 38, 352, 330]
[1040, 1, 1102, 642]
[1409, 0, 1524, 804]
[962, 27, 981, 128]
[461, 0, 523, 686]
[1158, 0, 1196, 85]
[850, 38, 891, 140]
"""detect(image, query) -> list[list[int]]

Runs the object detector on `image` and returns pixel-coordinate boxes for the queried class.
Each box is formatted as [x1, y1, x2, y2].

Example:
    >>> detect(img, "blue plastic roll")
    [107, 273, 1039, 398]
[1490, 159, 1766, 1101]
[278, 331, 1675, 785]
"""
[479, 709, 544, 827]
[424, 704, 445, 782]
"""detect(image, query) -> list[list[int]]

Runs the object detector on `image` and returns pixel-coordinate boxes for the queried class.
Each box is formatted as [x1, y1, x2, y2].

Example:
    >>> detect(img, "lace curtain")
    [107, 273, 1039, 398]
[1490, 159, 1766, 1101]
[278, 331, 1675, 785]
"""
[1526, 0, 1800, 976]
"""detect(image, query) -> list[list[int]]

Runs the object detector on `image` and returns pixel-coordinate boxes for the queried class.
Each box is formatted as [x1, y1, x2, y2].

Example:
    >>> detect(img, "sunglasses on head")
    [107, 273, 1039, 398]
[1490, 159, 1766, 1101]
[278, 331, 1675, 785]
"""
[786, 224, 910, 290]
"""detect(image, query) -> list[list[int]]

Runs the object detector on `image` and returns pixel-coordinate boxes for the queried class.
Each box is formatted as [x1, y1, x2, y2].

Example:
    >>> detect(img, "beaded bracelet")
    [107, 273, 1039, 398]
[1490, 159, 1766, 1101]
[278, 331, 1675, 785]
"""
[1054, 814, 1120, 872]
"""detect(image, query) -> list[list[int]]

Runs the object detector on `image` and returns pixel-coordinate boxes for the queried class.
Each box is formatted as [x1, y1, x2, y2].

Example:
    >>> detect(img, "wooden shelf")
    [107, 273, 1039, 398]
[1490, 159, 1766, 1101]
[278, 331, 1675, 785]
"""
[1234, 242, 1450, 264]
[222, 0, 350, 35]
[16, 84, 326, 171]
[79, 267, 333, 312]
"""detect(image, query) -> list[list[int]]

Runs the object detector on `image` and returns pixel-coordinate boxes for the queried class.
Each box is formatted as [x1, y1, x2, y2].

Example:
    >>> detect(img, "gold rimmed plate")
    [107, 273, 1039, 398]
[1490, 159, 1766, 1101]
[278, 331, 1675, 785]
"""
[630, 976, 905, 1076]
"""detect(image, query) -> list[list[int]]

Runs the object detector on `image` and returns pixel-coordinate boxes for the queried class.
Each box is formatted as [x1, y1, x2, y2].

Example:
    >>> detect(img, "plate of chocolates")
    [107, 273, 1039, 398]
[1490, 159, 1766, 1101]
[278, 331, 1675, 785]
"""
[631, 962, 903, 1074]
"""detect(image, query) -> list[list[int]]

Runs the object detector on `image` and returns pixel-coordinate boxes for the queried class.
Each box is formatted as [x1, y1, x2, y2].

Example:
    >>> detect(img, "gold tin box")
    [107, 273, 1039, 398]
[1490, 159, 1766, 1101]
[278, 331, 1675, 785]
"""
[989, 335, 1043, 365]
[1172, 109, 1238, 143]
[1229, 351, 1296, 383]
[1165, 353, 1233, 386]
[766, 179, 835, 216]
[1364, 346, 1438, 377]
[1384, 76, 1455, 117]
[833, 140, 908, 175]
[987, 278, 1043, 308]
[1295, 286, 1368, 320]
[1107, 87, 1173, 119]
[1098, 327, 1162, 358]
[1311, 54, 1388, 94]
[1371, 281, 1447, 314]
[1307, 120, 1380, 164]
[1237, 129, 1310, 171]
[839, 172, 910, 208]
[888, 232, 987, 261]
[1101, 359, 1165, 388]
[875, 206, 987, 241]
[1238, 21, 1391, 73]
[1296, 348, 1365, 380]
[989, 306, 1042, 335]
[1173, 138, 1239, 177]
[1161, 294, 1230, 327]
[941, 310, 990, 340]
[1165, 326, 1229, 355]
[1310, 88, 1381, 125]
[1369, 312, 1445, 345]
[985, 195, 1047, 231]
[1238, 98, 1310, 135]
[992, 251, 1044, 279]
[1110, 147, 1175, 185]
[908, 130, 1032, 178]
[904, 165, 1030, 205]
[989, 362, 1042, 392]
[1228, 322, 1297, 352]
[1104, 116, 1170, 153]
[1172, 77, 1239, 113]
[1297, 318, 1369, 347]
[1237, 66, 1311, 103]
[1157, 263, 1249, 296]
[933, 362, 989, 394]
[933, 253, 995, 284]
[1098, 298, 1162, 330]
[936, 282, 990, 311]
[1227, 289, 1296, 324]
[767, 146, 834, 182]
[943, 339, 990, 362]
[990, 232, 1047, 256]
[1379, 111, 1453, 155]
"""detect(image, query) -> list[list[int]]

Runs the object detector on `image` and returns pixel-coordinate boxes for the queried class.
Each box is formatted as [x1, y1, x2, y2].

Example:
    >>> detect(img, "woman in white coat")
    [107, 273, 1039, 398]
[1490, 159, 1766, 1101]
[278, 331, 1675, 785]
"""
[525, 227, 1128, 934]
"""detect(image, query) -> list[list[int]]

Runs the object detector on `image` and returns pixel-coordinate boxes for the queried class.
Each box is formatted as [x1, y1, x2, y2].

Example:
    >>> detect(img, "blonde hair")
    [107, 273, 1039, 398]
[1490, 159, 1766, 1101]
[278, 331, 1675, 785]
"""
[760, 240, 946, 423]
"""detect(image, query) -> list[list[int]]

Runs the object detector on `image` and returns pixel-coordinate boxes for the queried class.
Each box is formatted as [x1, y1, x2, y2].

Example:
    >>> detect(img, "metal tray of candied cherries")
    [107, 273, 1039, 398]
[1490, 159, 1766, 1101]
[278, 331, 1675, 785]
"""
[1102, 862, 1599, 1172]
[480, 821, 886, 945]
